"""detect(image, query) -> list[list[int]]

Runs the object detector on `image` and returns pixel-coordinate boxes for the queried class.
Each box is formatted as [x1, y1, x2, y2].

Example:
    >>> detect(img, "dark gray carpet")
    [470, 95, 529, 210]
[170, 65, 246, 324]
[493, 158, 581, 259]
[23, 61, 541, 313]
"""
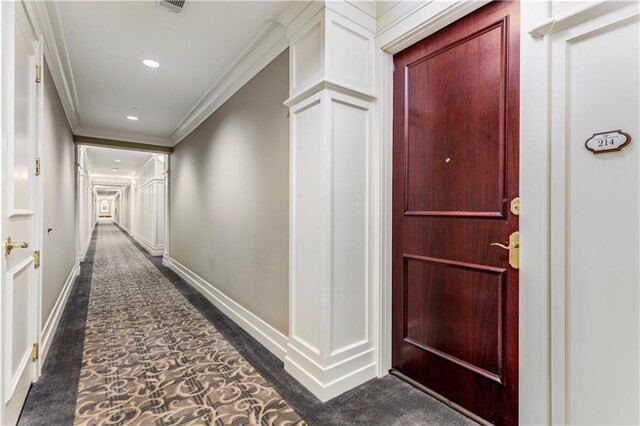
[18, 222, 475, 426]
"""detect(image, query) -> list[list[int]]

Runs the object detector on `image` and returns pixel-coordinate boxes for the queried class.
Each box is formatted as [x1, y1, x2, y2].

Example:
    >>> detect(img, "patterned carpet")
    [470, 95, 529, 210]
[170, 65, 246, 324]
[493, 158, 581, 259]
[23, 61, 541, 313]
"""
[74, 223, 304, 425]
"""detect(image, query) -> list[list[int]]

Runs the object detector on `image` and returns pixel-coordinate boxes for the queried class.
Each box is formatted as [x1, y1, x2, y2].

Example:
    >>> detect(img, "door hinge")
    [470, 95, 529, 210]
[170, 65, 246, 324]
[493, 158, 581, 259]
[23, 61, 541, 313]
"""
[35, 157, 40, 176]
[33, 250, 40, 268]
[32, 343, 39, 361]
[35, 64, 41, 83]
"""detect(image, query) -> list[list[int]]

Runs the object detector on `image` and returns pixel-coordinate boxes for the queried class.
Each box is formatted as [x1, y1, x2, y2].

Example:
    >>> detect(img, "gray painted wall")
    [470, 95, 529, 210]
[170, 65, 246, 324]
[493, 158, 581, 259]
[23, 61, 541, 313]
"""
[170, 50, 289, 334]
[41, 60, 76, 327]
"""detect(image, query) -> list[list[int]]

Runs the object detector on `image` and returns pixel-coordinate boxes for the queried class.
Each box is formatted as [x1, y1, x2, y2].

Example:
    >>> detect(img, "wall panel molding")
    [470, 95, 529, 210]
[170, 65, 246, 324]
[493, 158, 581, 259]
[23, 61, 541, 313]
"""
[132, 155, 166, 255]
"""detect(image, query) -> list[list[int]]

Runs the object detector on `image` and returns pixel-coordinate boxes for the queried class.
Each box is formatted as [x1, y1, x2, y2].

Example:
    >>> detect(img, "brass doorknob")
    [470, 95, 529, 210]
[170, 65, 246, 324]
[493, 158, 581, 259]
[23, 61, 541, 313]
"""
[490, 241, 519, 250]
[490, 231, 519, 269]
[5, 237, 29, 256]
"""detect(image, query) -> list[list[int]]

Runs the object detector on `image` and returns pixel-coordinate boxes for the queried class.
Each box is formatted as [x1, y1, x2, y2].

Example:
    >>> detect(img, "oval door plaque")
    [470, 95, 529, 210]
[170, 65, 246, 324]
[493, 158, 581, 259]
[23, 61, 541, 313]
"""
[585, 130, 631, 154]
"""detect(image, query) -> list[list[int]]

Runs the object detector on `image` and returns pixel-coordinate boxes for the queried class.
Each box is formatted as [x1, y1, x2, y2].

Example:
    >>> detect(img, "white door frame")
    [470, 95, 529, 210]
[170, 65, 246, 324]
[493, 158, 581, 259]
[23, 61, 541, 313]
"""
[372, 1, 551, 424]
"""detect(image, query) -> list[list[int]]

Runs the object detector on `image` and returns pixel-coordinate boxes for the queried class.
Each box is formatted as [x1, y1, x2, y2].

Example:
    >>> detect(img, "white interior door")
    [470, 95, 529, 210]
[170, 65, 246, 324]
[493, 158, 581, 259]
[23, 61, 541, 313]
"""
[0, 2, 42, 424]
[549, 2, 640, 425]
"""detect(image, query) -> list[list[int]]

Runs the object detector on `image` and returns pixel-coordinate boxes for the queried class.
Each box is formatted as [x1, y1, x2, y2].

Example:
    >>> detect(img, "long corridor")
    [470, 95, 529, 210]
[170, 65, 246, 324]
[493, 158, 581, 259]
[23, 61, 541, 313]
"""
[19, 223, 474, 426]
[27, 223, 304, 424]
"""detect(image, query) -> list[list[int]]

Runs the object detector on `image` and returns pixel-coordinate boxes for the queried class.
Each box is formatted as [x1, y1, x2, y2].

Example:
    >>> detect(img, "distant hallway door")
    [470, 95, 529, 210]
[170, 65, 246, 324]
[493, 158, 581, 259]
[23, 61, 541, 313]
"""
[391, 2, 520, 425]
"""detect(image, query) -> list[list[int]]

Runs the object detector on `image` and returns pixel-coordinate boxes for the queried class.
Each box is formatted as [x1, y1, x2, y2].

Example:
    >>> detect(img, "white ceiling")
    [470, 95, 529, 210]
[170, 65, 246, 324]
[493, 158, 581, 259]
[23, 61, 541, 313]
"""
[88, 146, 152, 177]
[54, 1, 291, 145]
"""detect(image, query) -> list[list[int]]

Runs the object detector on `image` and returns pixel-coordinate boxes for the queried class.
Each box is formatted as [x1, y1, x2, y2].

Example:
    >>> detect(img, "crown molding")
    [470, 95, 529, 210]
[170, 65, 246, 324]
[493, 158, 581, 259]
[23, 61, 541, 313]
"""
[170, 20, 289, 145]
[24, 1, 81, 130]
[277, 0, 312, 28]
[25, 0, 331, 148]
[346, 1, 377, 20]
[528, 0, 627, 38]
[375, 0, 489, 54]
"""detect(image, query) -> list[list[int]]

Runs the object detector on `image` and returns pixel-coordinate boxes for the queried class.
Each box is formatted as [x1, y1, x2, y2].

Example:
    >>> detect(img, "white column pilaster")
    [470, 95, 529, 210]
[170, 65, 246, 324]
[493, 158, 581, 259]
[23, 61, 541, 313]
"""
[162, 156, 170, 265]
[130, 177, 136, 237]
[284, 1, 377, 402]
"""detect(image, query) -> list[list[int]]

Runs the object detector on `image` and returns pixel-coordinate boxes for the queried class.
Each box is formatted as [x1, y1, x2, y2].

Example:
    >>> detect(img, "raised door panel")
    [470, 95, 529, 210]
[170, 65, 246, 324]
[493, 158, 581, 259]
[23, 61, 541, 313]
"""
[405, 19, 507, 218]
[403, 255, 506, 383]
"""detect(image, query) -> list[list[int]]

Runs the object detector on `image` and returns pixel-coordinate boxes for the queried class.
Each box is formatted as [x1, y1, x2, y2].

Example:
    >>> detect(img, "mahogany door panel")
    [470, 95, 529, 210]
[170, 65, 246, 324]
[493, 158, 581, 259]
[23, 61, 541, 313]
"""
[392, 2, 520, 425]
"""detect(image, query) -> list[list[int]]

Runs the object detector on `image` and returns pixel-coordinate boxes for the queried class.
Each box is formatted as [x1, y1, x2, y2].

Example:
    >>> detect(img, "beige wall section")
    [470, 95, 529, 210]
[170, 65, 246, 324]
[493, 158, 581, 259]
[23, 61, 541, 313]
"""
[41, 60, 76, 327]
[170, 50, 289, 334]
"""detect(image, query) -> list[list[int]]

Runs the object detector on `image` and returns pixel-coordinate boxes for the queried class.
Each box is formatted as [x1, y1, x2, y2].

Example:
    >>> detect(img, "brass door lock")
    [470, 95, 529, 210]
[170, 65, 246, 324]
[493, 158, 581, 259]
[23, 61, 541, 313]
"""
[491, 231, 519, 269]
[510, 197, 520, 216]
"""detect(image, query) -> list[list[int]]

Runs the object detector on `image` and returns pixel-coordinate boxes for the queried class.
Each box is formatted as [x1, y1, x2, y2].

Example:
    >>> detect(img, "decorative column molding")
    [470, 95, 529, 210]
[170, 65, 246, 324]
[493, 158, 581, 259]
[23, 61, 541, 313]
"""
[129, 177, 136, 237]
[284, 1, 377, 402]
[130, 155, 166, 256]
[162, 156, 171, 265]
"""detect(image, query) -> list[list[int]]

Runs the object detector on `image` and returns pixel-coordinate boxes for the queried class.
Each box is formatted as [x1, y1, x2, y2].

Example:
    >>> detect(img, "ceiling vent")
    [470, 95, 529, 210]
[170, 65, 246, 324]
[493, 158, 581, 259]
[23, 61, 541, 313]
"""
[156, 0, 188, 16]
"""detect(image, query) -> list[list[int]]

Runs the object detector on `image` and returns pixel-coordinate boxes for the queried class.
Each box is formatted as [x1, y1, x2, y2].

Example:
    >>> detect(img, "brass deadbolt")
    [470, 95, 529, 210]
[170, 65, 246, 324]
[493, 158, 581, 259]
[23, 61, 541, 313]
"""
[510, 197, 520, 216]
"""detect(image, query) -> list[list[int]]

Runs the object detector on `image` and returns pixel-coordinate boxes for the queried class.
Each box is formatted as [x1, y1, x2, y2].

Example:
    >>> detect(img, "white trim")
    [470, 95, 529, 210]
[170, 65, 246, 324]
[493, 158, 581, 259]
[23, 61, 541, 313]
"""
[132, 154, 155, 180]
[375, 0, 489, 54]
[23, 1, 80, 131]
[170, 22, 289, 144]
[79, 224, 93, 262]
[24, 1, 81, 130]
[519, 2, 552, 424]
[372, 48, 393, 377]
[133, 233, 164, 256]
[135, 177, 163, 192]
[162, 158, 170, 261]
[39, 263, 78, 366]
[164, 256, 289, 361]
[528, 0, 626, 38]
[345, 0, 376, 20]
[23, 2, 294, 149]
[284, 344, 377, 402]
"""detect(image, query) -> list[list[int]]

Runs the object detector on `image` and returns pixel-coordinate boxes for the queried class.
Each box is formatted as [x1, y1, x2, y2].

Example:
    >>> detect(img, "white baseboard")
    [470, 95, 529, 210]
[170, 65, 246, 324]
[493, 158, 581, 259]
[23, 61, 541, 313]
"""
[284, 343, 377, 401]
[133, 233, 164, 256]
[40, 262, 79, 365]
[163, 256, 288, 360]
[113, 220, 130, 235]
[78, 233, 92, 263]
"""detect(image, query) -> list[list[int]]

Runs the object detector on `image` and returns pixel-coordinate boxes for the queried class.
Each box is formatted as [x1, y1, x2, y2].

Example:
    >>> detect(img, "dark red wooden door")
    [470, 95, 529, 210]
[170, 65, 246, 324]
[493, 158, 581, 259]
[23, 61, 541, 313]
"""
[392, 2, 520, 425]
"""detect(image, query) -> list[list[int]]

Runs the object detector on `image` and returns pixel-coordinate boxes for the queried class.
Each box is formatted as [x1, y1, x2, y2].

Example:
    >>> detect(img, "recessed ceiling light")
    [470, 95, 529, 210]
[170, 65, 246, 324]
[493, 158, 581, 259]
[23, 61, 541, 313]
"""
[142, 59, 160, 68]
[112, 168, 119, 172]
[126, 115, 138, 121]
[115, 160, 121, 163]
